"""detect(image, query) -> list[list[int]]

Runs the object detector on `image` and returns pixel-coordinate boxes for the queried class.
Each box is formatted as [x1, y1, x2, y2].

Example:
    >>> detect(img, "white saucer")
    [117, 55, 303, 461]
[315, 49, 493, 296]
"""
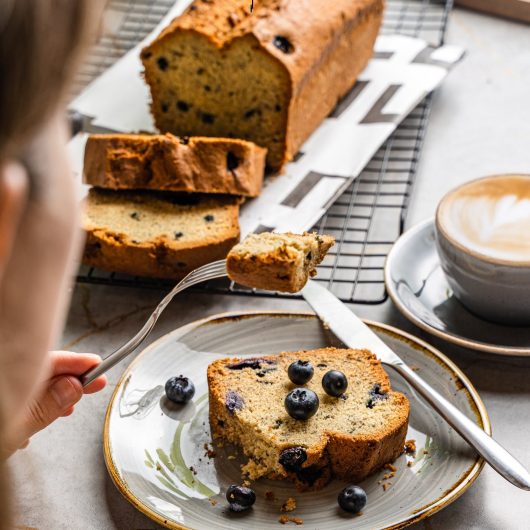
[385, 219, 530, 356]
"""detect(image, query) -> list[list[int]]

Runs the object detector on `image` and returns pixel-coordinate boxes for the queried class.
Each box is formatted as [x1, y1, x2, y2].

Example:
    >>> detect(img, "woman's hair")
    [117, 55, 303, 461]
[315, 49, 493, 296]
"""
[0, 0, 102, 160]
[0, 0, 103, 524]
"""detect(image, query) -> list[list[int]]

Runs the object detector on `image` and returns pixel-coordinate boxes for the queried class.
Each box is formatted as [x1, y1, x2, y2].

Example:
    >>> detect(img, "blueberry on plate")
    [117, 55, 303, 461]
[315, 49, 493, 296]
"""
[226, 484, 256, 512]
[338, 484, 367, 514]
[287, 360, 314, 385]
[322, 370, 348, 397]
[285, 388, 319, 420]
[165, 375, 195, 404]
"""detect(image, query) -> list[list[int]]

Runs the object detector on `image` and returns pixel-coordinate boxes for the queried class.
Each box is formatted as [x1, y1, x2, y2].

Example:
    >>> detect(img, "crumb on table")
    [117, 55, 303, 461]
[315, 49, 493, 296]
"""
[265, 491, 276, 501]
[281, 497, 297, 512]
[209, 499, 218, 506]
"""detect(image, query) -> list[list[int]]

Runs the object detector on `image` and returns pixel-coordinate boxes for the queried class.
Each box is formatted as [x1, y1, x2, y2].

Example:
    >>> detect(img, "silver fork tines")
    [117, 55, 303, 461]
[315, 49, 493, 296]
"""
[80, 260, 227, 386]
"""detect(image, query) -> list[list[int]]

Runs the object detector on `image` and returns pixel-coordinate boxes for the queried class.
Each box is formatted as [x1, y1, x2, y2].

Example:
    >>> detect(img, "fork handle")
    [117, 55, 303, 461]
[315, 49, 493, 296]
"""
[389, 362, 530, 490]
[80, 276, 189, 386]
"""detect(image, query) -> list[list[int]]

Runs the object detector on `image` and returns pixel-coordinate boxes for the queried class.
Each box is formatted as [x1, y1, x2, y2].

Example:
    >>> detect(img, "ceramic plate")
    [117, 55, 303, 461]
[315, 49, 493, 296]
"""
[385, 219, 530, 356]
[104, 311, 489, 530]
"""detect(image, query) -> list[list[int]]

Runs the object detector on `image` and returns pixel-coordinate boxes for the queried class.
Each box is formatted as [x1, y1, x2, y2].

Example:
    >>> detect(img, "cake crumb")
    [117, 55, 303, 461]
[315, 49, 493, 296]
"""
[423, 449, 429, 455]
[227, 455, 236, 460]
[209, 499, 218, 506]
[384, 463, 397, 472]
[382, 482, 392, 491]
[404, 439, 416, 455]
[281, 497, 297, 512]
[203, 443, 217, 459]
[156, 463, 162, 471]
[243, 479, 251, 487]
[407, 460, 413, 467]
[279, 515, 304, 525]
[265, 491, 276, 501]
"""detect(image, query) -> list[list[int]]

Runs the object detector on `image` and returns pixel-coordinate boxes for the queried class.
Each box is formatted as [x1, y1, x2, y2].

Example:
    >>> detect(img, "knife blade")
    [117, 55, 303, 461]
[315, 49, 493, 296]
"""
[301, 279, 404, 366]
[301, 279, 530, 491]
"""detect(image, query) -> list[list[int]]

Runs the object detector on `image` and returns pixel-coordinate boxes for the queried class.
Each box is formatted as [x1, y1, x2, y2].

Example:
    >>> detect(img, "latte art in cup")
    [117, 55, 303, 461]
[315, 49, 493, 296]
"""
[437, 175, 530, 263]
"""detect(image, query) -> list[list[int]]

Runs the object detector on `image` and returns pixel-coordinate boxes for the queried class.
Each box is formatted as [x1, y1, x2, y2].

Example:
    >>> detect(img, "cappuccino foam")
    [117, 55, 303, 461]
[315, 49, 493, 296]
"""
[439, 176, 530, 263]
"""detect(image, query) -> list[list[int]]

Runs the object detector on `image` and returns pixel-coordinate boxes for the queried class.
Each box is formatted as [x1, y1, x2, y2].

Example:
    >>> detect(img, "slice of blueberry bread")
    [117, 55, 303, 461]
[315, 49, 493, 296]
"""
[207, 348, 409, 491]
[82, 188, 240, 279]
[83, 133, 266, 198]
[226, 232, 335, 293]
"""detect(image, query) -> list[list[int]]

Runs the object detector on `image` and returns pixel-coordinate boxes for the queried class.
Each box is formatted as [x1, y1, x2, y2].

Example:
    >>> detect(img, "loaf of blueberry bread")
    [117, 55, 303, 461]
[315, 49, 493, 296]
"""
[83, 133, 266, 197]
[226, 232, 335, 292]
[82, 188, 240, 279]
[207, 347, 409, 491]
[141, 0, 383, 169]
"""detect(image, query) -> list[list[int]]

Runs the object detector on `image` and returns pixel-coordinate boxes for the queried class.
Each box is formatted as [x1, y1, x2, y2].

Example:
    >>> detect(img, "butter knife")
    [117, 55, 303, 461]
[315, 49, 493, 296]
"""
[302, 279, 530, 490]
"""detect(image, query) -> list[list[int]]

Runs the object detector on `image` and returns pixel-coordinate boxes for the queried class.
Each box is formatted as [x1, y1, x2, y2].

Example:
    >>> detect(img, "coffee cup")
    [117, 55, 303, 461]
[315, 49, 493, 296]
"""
[435, 174, 530, 325]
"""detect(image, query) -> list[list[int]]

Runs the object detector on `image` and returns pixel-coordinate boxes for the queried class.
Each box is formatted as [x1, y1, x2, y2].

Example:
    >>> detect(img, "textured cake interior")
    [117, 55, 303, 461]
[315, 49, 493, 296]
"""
[143, 32, 290, 169]
[208, 348, 409, 489]
[83, 188, 239, 246]
[226, 232, 335, 292]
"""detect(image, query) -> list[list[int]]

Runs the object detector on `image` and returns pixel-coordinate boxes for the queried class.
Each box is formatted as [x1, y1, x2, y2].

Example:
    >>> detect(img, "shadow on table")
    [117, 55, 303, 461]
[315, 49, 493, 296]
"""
[105, 472, 163, 529]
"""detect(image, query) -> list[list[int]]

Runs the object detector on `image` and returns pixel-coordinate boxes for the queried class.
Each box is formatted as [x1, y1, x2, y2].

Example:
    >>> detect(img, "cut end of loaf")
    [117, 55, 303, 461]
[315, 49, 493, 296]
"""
[142, 30, 291, 170]
[226, 232, 335, 292]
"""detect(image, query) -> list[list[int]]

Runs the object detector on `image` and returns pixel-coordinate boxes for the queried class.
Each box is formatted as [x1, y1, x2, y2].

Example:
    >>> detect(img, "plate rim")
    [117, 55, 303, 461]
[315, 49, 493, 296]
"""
[103, 310, 490, 530]
[385, 218, 530, 356]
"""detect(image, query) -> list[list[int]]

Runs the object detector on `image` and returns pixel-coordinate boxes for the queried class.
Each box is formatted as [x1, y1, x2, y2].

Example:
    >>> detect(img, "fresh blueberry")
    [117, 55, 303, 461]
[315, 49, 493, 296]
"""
[165, 375, 195, 404]
[338, 485, 367, 514]
[226, 485, 256, 512]
[287, 360, 314, 385]
[322, 370, 348, 397]
[284, 388, 319, 420]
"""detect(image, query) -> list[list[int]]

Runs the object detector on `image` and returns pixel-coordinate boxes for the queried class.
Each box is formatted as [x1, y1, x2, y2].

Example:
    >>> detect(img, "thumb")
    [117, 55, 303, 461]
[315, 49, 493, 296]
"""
[23, 375, 83, 439]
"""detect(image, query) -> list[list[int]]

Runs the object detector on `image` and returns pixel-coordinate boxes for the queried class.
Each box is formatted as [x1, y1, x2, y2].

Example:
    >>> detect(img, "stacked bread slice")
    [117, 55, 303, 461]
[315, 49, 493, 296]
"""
[81, 133, 266, 279]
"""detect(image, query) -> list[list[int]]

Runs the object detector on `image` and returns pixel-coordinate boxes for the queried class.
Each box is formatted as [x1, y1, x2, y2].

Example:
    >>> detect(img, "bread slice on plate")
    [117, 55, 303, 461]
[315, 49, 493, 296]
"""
[82, 188, 240, 279]
[226, 232, 335, 293]
[208, 347, 409, 491]
[83, 133, 266, 198]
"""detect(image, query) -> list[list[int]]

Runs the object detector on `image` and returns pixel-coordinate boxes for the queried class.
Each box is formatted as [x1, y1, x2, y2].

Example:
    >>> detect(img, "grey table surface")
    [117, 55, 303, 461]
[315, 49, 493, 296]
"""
[10, 7, 530, 530]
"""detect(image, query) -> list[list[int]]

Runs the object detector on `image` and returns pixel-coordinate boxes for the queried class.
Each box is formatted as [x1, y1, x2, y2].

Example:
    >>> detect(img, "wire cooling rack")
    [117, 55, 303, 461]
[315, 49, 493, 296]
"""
[76, 0, 454, 304]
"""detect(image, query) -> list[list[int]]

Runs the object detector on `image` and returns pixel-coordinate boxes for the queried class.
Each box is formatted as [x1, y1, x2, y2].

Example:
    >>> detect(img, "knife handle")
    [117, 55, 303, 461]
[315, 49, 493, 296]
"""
[390, 362, 530, 490]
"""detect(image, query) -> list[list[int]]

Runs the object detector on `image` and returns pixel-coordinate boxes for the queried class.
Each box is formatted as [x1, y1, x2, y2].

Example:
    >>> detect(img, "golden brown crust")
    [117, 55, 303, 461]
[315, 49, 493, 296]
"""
[207, 347, 409, 490]
[83, 133, 266, 197]
[141, 0, 383, 170]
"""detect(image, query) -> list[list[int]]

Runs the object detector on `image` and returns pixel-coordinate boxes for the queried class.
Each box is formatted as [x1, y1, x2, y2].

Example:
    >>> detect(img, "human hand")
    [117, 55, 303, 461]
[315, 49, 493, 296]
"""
[4, 351, 107, 457]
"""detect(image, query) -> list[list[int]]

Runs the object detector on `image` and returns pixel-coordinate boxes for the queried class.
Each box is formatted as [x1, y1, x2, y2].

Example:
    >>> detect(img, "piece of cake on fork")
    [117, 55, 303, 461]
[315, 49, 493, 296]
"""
[226, 232, 335, 293]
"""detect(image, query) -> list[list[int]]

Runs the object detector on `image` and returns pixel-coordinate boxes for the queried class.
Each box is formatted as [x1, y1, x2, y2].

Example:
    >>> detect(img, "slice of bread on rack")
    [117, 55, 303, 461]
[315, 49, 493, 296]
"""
[83, 133, 266, 198]
[208, 347, 409, 491]
[82, 188, 240, 279]
[226, 232, 334, 292]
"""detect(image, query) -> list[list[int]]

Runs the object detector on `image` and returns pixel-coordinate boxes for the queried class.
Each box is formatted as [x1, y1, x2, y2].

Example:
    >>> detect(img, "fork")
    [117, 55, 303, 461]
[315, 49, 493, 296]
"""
[80, 260, 228, 387]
